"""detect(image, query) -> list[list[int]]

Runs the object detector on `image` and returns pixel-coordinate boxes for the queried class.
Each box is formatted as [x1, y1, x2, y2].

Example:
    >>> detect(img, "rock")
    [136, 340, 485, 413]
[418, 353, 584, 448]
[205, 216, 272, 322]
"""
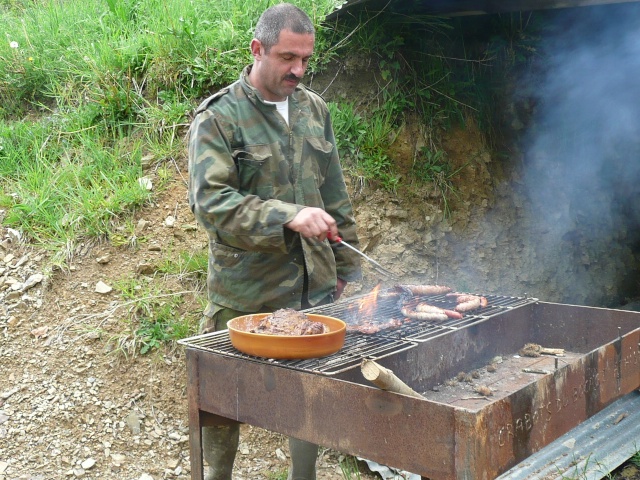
[125, 412, 141, 434]
[5, 228, 20, 243]
[94, 281, 112, 294]
[80, 458, 95, 470]
[137, 219, 151, 231]
[21, 273, 44, 292]
[95, 255, 111, 264]
[138, 474, 154, 480]
[164, 216, 176, 227]
[138, 176, 153, 191]
[30, 326, 49, 338]
[136, 263, 155, 275]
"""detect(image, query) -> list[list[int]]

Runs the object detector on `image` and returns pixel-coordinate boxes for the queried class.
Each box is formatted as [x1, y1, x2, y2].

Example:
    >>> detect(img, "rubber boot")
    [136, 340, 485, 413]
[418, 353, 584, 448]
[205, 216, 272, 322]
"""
[287, 437, 318, 480]
[202, 424, 240, 480]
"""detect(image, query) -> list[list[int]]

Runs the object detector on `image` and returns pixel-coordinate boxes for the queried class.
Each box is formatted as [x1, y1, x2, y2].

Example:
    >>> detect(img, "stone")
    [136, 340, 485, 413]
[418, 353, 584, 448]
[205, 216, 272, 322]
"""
[94, 281, 112, 294]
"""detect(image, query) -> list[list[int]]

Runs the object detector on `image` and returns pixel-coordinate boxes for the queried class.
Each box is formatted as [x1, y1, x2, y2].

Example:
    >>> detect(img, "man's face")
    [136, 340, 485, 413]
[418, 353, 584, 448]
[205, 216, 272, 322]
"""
[250, 29, 315, 102]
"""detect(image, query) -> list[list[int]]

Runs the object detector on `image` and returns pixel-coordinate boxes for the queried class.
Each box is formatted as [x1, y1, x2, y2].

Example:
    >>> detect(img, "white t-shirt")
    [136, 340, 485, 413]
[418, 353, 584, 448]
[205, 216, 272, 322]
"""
[265, 98, 289, 126]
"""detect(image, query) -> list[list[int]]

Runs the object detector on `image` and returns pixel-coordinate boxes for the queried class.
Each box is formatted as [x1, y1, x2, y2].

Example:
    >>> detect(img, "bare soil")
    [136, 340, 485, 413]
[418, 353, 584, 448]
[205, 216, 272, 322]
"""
[1, 64, 639, 480]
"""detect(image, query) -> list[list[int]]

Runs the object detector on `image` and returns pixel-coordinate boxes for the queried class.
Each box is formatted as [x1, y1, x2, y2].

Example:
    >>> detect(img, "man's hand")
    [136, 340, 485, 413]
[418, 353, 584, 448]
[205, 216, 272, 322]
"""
[285, 207, 337, 241]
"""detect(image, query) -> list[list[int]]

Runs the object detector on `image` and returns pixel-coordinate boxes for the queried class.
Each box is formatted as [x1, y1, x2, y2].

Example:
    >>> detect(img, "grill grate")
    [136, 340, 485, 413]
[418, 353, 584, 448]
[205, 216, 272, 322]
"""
[179, 290, 537, 376]
[305, 290, 536, 342]
[180, 329, 417, 375]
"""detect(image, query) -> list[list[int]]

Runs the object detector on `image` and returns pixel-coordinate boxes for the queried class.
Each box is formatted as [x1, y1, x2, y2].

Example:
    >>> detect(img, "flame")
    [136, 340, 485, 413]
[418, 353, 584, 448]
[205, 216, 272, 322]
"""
[353, 283, 382, 321]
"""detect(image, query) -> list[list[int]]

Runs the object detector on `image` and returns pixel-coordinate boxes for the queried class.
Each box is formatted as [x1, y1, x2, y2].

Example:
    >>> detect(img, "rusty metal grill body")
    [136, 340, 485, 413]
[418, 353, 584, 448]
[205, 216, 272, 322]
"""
[180, 292, 640, 480]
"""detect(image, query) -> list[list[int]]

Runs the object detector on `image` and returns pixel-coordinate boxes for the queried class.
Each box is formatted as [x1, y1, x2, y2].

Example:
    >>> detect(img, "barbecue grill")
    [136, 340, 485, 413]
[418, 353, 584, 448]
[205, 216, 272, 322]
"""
[179, 288, 640, 480]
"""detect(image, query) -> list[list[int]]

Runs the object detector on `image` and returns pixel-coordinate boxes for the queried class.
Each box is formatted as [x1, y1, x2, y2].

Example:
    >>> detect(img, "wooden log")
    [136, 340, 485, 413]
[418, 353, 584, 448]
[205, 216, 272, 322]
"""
[539, 347, 565, 356]
[360, 359, 425, 399]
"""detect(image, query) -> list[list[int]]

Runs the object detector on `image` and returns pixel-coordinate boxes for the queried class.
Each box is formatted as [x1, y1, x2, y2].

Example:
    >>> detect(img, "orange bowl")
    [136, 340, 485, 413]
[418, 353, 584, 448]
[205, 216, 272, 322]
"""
[227, 313, 346, 360]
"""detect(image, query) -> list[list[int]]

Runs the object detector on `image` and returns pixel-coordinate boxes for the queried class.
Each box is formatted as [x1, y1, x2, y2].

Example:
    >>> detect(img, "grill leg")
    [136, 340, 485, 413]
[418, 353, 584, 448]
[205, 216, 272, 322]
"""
[188, 407, 204, 480]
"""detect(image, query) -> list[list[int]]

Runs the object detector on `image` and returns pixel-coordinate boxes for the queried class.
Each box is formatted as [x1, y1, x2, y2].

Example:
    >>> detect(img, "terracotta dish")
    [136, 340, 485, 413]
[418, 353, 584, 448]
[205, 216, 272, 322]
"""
[227, 313, 346, 360]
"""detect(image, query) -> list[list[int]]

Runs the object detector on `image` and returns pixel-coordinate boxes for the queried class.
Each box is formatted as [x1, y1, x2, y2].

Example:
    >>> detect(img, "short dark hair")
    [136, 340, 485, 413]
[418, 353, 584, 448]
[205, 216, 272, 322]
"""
[254, 3, 315, 52]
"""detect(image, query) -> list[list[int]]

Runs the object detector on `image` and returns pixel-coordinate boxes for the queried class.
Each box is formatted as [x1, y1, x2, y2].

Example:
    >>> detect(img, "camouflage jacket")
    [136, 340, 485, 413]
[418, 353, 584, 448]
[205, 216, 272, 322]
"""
[188, 66, 362, 313]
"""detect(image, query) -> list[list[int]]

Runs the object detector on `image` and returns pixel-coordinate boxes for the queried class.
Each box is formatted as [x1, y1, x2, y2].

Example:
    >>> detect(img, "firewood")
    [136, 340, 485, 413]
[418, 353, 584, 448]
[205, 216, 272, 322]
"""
[360, 359, 425, 399]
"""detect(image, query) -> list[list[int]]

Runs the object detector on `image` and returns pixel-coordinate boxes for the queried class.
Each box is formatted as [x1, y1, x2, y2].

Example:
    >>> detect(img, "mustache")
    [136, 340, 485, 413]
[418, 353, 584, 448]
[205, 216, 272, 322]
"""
[284, 74, 301, 82]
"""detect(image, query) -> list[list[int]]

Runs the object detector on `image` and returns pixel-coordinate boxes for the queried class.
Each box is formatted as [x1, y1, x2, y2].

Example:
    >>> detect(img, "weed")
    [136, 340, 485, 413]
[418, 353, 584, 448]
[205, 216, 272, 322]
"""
[265, 470, 288, 480]
[157, 249, 208, 283]
[329, 101, 400, 192]
[339, 456, 362, 479]
[411, 147, 465, 218]
[110, 278, 197, 356]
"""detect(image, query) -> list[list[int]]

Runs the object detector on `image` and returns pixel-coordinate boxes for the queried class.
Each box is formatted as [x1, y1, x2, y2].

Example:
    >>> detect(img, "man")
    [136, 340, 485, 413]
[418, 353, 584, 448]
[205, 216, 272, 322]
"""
[187, 3, 362, 480]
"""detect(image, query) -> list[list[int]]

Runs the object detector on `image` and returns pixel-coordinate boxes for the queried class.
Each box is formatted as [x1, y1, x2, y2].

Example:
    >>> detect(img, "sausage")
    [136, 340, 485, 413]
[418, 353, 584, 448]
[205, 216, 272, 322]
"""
[455, 297, 482, 312]
[443, 309, 464, 319]
[401, 307, 448, 321]
[447, 293, 489, 312]
[446, 293, 478, 303]
[397, 284, 452, 295]
[415, 303, 446, 314]
[416, 303, 463, 319]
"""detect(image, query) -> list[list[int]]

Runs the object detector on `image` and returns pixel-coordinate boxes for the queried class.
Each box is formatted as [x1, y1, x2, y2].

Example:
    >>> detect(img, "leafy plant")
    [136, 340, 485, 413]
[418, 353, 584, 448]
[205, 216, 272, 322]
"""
[411, 147, 465, 218]
[110, 278, 197, 355]
[329, 101, 400, 192]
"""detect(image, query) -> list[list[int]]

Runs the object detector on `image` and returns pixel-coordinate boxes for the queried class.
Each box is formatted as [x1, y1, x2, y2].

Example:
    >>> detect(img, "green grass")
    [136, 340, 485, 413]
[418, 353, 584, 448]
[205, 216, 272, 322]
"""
[107, 277, 199, 356]
[0, 0, 543, 350]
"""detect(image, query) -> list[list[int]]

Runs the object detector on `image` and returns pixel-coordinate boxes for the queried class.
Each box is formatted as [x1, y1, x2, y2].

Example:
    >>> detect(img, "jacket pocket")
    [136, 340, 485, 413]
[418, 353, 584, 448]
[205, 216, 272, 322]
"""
[233, 144, 275, 199]
[303, 136, 334, 187]
[209, 241, 248, 270]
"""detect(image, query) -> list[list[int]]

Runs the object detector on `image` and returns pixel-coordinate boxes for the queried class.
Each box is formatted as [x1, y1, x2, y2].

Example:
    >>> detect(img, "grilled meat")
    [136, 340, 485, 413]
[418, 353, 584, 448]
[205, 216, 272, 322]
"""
[347, 317, 406, 334]
[401, 306, 448, 321]
[251, 308, 328, 336]
[416, 302, 463, 319]
[396, 284, 452, 296]
[447, 293, 488, 313]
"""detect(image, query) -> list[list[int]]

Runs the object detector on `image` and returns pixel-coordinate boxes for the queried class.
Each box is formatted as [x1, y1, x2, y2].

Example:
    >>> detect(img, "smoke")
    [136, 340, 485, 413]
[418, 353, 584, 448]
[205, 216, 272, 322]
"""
[517, 5, 640, 304]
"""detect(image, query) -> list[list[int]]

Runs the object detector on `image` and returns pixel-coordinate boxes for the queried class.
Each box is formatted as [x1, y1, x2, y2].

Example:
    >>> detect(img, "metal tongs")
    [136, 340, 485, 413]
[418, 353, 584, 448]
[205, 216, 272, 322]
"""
[328, 232, 399, 280]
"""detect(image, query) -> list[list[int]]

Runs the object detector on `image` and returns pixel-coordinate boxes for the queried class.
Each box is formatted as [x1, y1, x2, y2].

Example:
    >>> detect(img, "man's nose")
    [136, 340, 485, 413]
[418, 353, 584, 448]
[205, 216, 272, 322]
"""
[291, 59, 305, 77]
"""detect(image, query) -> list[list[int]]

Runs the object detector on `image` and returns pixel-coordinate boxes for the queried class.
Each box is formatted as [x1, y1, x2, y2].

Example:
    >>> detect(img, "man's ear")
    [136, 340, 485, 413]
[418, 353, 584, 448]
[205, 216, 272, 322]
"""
[250, 39, 263, 60]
